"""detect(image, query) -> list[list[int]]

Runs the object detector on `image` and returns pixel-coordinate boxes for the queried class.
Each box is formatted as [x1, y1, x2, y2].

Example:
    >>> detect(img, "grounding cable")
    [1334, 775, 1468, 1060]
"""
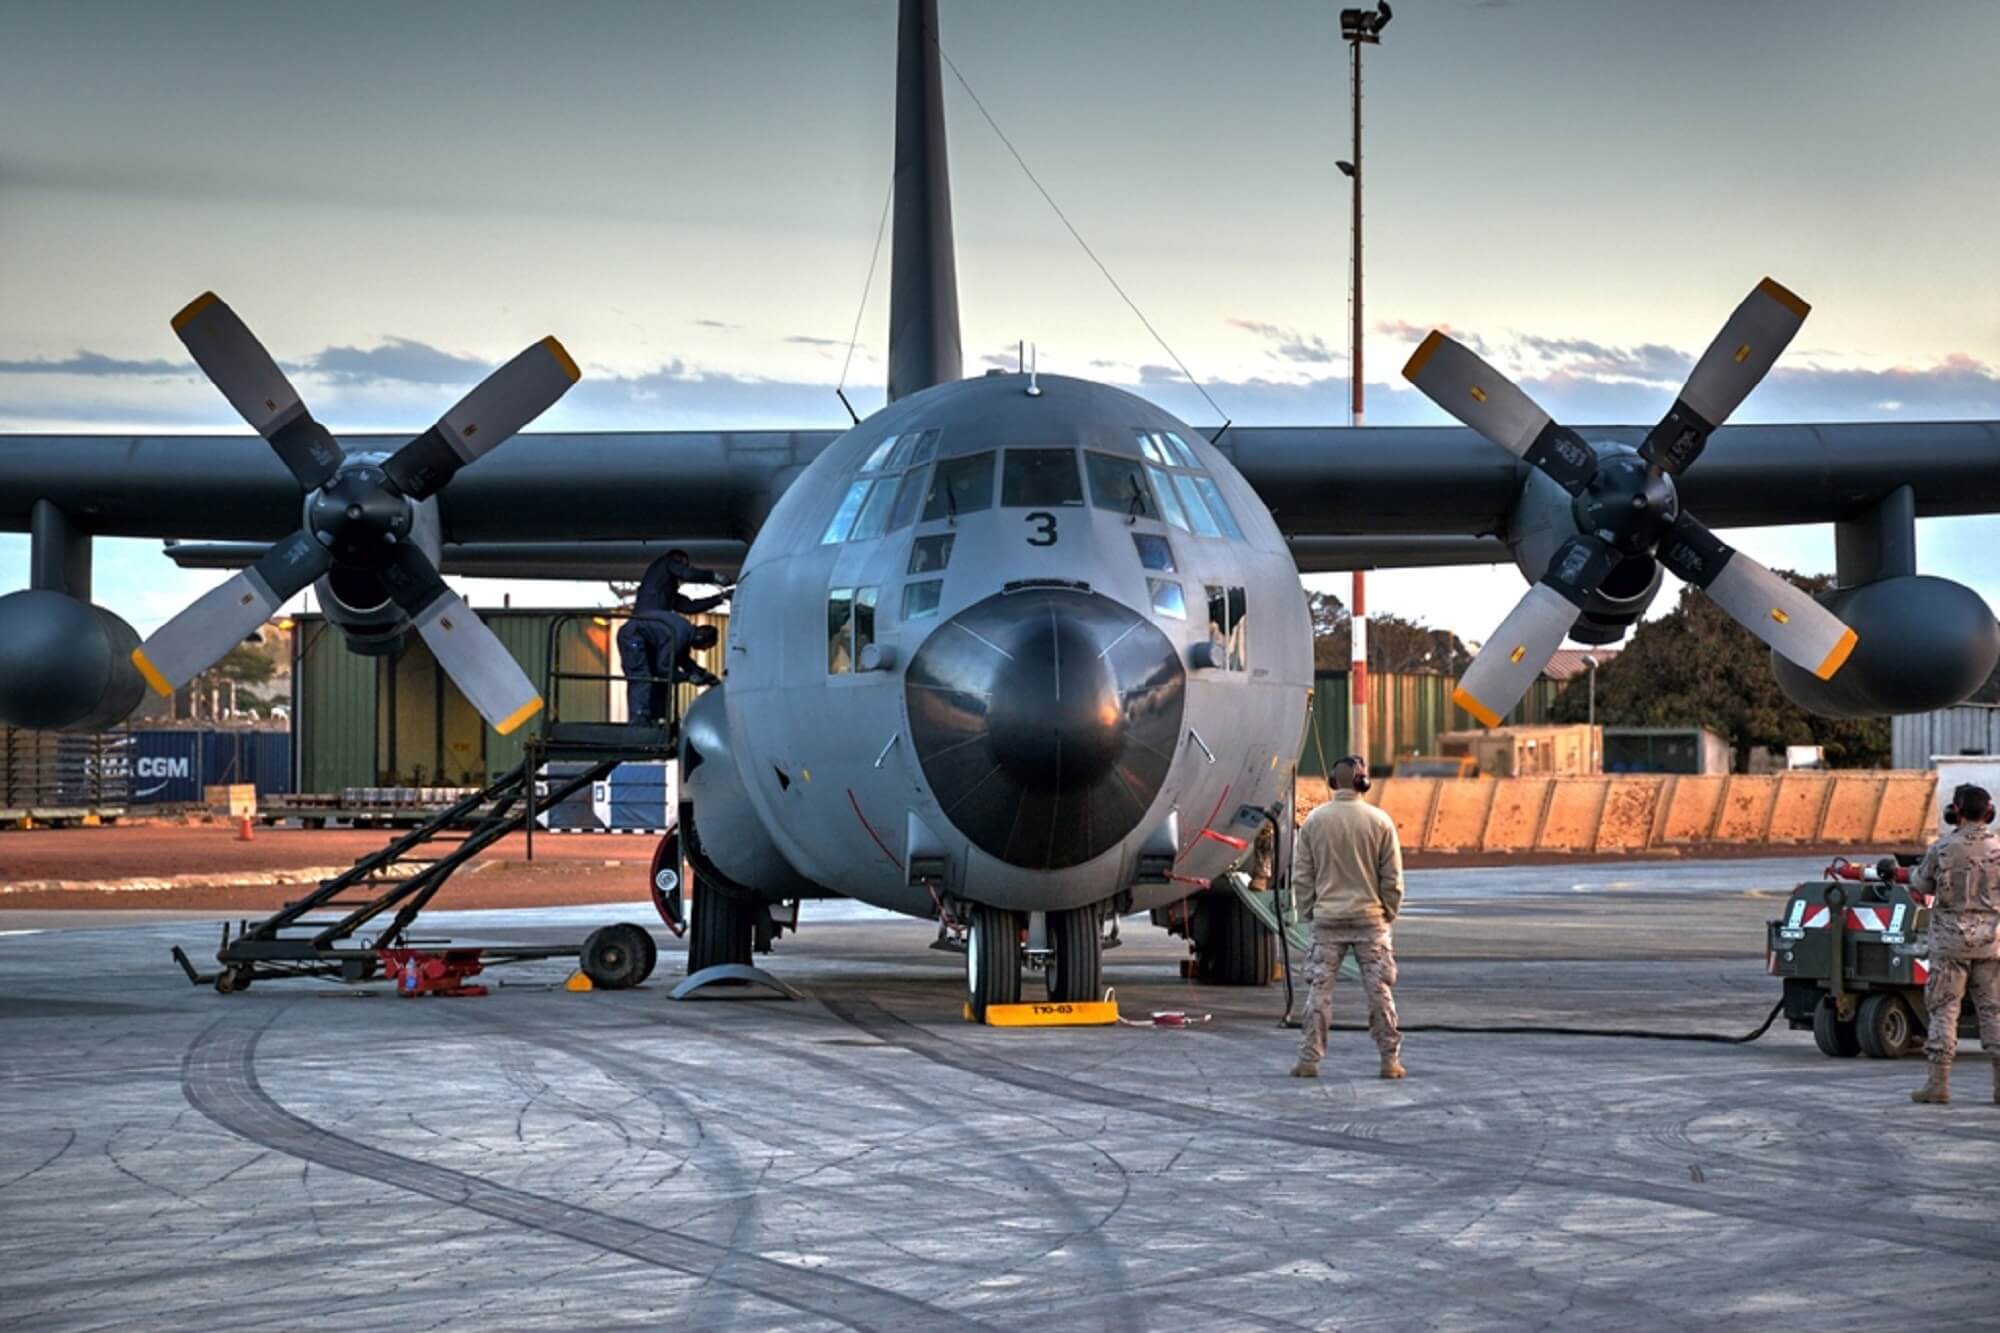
[935, 39, 1230, 426]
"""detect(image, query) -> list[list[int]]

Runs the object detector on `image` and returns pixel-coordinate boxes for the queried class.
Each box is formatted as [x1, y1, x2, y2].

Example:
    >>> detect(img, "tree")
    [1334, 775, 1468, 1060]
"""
[1306, 590, 1473, 675]
[1547, 572, 1889, 768]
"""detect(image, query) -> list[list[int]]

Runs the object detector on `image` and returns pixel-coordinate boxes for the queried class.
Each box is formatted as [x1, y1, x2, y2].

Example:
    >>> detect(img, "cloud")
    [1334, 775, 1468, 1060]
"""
[1375, 319, 1489, 355]
[1516, 334, 1692, 384]
[691, 318, 740, 331]
[0, 351, 193, 377]
[295, 337, 491, 386]
[1227, 318, 1338, 365]
[784, 334, 847, 348]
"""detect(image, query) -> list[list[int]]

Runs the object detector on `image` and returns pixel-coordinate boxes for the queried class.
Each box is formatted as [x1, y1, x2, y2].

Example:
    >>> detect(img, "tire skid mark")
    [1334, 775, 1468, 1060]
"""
[180, 1010, 985, 1333]
[824, 996, 2000, 1259]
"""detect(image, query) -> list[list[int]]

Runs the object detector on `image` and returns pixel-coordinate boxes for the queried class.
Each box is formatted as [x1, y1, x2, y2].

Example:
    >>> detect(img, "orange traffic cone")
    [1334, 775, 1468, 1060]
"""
[237, 814, 255, 842]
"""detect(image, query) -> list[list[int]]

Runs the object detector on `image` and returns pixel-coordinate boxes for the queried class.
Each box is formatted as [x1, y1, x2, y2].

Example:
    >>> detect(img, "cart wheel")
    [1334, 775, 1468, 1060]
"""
[214, 966, 253, 995]
[1855, 992, 1923, 1059]
[629, 924, 659, 984]
[580, 924, 649, 990]
[1812, 996, 1860, 1058]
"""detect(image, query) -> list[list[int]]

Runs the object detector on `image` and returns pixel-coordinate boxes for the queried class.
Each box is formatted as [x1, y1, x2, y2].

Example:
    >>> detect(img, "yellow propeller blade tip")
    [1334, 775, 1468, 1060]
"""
[130, 649, 174, 697]
[1452, 685, 1501, 729]
[495, 696, 545, 736]
[541, 336, 581, 384]
[1814, 629, 1859, 680]
[1402, 330, 1447, 381]
[1755, 277, 1810, 319]
[170, 291, 222, 333]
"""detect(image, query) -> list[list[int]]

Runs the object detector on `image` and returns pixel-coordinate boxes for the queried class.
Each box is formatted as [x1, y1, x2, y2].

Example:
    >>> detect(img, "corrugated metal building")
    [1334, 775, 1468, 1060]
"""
[1299, 671, 1561, 776]
[1893, 704, 2000, 770]
[290, 608, 726, 793]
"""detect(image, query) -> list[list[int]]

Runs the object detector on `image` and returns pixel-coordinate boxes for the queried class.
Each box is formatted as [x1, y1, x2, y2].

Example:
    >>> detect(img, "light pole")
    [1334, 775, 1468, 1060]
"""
[1337, 3, 1389, 765]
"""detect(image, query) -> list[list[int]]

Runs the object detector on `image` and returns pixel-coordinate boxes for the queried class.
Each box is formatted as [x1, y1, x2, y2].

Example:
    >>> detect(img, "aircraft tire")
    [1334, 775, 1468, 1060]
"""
[1195, 892, 1274, 987]
[1812, 996, 1861, 1058]
[1046, 904, 1103, 1003]
[967, 904, 1023, 1019]
[688, 883, 756, 973]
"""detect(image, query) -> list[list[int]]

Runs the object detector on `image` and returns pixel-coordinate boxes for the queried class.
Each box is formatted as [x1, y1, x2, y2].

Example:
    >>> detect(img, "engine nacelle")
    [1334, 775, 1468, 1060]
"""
[680, 684, 820, 899]
[1509, 464, 1664, 644]
[1773, 574, 1999, 717]
[0, 590, 147, 732]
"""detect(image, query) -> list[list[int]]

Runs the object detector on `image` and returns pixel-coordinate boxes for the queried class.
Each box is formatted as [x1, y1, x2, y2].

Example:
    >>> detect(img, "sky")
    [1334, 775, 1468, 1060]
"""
[3, 0, 1998, 644]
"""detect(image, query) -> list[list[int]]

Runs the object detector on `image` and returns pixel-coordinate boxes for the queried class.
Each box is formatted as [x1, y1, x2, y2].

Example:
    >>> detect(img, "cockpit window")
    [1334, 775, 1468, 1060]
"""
[887, 467, 929, 532]
[1136, 431, 1167, 465]
[1002, 449, 1084, 508]
[1148, 577, 1186, 620]
[1144, 464, 1189, 531]
[1172, 473, 1222, 538]
[821, 480, 872, 544]
[1162, 431, 1201, 468]
[1086, 451, 1157, 518]
[906, 428, 941, 465]
[849, 475, 901, 542]
[861, 436, 899, 472]
[1132, 532, 1176, 572]
[1192, 476, 1244, 539]
[922, 451, 995, 522]
[908, 533, 955, 574]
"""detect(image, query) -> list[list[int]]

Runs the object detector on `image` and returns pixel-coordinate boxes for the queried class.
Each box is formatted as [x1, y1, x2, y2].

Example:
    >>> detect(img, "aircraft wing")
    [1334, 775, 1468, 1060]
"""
[3, 420, 1997, 574]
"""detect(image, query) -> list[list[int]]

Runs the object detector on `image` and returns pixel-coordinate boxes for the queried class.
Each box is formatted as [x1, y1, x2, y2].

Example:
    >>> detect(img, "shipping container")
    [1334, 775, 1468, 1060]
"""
[127, 729, 292, 804]
[291, 608, 726, 793]
[1893, 705, 2000, 771]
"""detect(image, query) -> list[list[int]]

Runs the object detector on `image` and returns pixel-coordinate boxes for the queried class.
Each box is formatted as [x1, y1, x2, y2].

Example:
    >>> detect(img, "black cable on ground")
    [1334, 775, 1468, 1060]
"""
[1321, 998, 1787, 1046]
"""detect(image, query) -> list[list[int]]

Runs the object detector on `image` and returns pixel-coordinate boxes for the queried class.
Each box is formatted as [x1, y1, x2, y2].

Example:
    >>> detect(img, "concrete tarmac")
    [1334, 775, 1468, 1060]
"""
[2, 856, 1997, 1330]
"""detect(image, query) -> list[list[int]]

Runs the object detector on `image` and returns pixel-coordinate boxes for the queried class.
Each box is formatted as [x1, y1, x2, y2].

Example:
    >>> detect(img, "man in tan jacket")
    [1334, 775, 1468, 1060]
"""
[1290, 755, 1405, 1079]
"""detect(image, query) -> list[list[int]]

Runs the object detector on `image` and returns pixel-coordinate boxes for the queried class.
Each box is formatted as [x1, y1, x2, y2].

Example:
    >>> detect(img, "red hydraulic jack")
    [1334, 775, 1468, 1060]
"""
[380, 947, 488, 997]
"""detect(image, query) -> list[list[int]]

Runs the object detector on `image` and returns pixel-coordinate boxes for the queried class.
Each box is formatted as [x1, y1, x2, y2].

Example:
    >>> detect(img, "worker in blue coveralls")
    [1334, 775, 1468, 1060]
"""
[618, 549, 727, 724]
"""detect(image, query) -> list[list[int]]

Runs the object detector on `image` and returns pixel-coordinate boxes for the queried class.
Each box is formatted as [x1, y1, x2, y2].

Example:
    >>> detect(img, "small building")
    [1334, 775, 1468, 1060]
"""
[1437, 724, 1603, 777]
[289, 607, 726, 794]
[1602, 726, 1731, 775]
[1892, 704, 2000, 771]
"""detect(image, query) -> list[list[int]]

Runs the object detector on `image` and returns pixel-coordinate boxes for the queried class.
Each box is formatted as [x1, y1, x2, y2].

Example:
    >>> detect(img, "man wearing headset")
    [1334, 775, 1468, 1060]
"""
[1289, 754, 1406, 1080]
[1910, 782, 2000, 1105]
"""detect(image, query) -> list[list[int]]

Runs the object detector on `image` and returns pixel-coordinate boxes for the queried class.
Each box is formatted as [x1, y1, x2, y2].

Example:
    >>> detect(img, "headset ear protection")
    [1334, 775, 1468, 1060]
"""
[1946, 803, 1961, 826]
[1336, 754, 1371, 794]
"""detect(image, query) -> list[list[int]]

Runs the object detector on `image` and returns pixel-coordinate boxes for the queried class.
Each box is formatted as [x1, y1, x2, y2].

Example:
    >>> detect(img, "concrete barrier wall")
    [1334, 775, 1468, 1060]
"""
[1345, 771, 1939, 854]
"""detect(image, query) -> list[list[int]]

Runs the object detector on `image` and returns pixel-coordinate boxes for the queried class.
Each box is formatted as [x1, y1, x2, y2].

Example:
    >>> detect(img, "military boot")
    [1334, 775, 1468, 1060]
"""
[1289, 1060, 1319, 1079]
[1380, 1054, 1406, 1080]
[1911, 1061, 1950, 1104]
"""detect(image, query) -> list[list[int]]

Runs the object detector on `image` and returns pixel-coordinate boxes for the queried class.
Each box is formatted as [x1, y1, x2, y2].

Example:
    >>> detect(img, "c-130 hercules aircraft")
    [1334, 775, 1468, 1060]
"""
[3, 0, 1998, 1013]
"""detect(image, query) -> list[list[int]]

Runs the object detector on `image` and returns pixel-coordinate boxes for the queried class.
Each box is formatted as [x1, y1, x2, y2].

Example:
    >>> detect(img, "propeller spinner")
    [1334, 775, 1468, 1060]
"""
[1402, 278, 1857, 728]
[132, 294, 578, 735]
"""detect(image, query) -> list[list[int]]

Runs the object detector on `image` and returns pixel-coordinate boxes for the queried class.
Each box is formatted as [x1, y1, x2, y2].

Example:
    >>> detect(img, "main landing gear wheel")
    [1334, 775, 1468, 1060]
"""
[581, 923, 654, 990]
[688, 883, 756, 973]
[1813, 996, 1861, 1058]
[1855, 991, 1923, 1059]
[967, 904, 1023, 1020]
[1046, 904, 1103, 1003]
[1195, 892, 1275, 987]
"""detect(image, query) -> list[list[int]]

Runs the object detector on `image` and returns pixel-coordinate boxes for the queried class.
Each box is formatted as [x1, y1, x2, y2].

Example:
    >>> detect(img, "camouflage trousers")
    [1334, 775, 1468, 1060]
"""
[1297, 922, 1400, 1065]
[1923, 956, 2000, 1064]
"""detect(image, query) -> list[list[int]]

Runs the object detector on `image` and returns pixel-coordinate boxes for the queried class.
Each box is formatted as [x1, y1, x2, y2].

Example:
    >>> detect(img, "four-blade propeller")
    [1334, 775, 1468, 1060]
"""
[1401, 278, 1857, 727]
[133, 294, 579, 735]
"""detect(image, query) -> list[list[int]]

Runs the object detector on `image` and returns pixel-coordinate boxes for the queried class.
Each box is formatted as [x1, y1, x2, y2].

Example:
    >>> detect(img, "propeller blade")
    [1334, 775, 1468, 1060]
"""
[1452, 536, 1621, 728]
[383, 336, 580, 500]
[131, 530, 332, 695]
[1640, 278, 1809, 475]
[171, 292, 343, 490]
[1402, 330, 1598, 495]
[379, 545, 543, 734]
[1657, 513, 1857, 679]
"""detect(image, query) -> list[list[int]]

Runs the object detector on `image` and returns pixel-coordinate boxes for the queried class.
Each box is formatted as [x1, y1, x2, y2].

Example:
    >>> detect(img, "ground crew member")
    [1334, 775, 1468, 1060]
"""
[1290, 755, 1405, 1080]
[617, 549, 728, 724]
[1910, 782, 2000, 1105]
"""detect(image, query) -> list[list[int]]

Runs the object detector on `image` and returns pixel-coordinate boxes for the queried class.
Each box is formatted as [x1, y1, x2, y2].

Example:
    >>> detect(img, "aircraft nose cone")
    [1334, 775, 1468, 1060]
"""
[906, 587, 1186, 871]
